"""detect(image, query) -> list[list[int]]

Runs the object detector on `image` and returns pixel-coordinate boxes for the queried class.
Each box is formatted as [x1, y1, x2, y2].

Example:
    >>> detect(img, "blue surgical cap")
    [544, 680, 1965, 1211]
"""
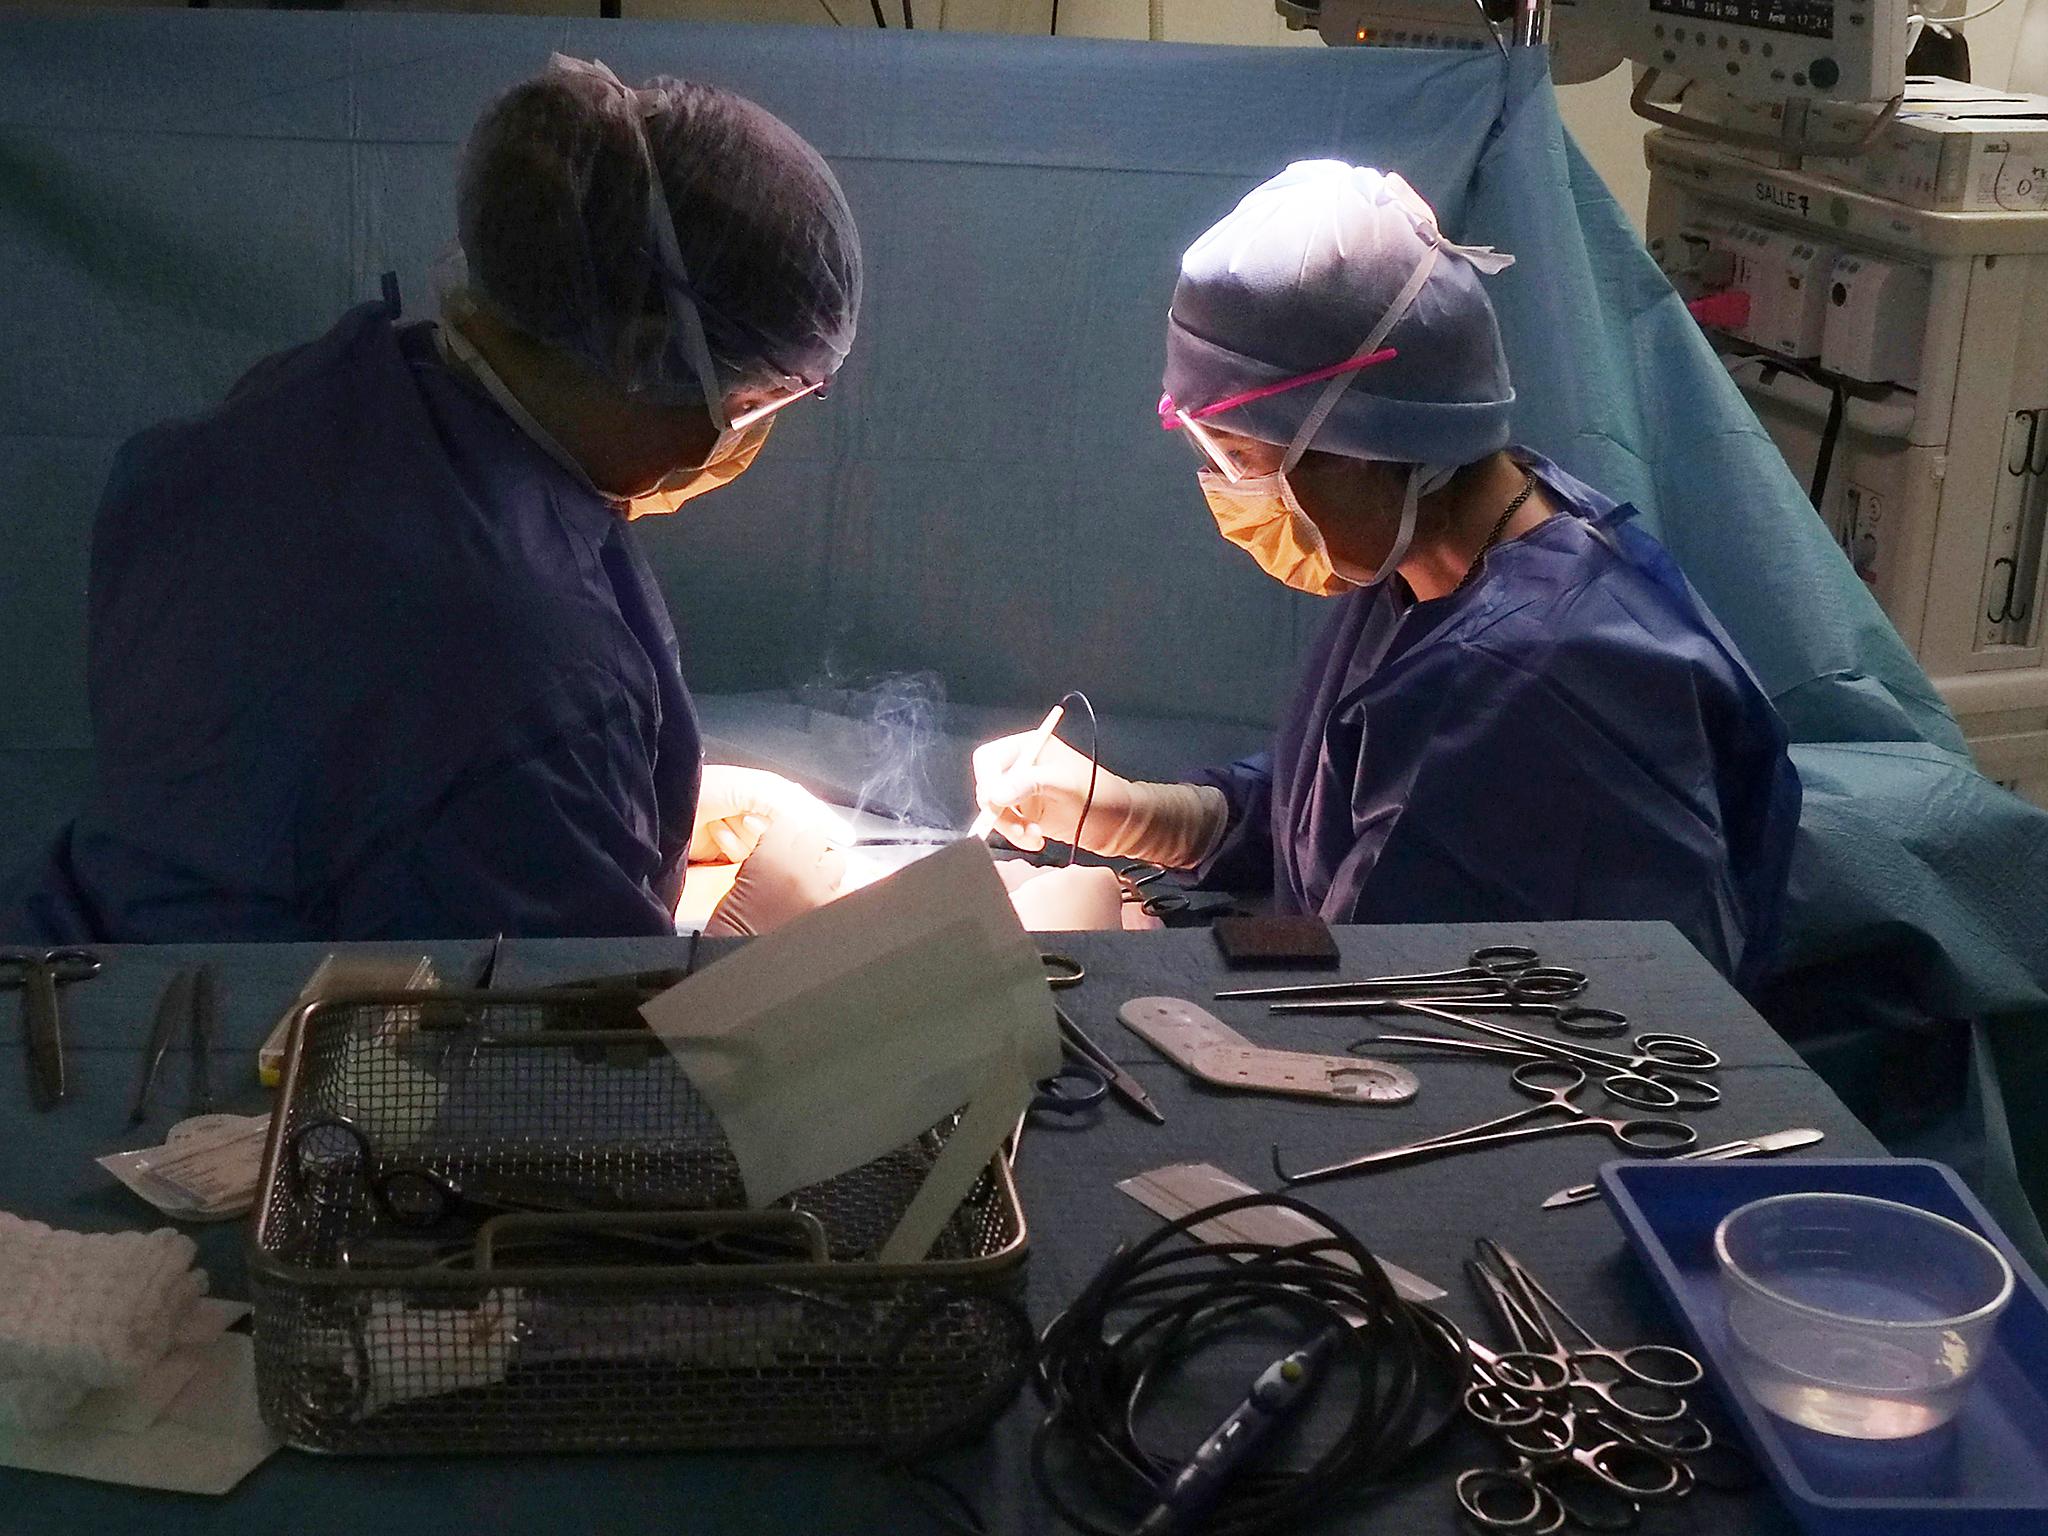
[1162, 162, 1516, 467]
[457, 56, 862, 403]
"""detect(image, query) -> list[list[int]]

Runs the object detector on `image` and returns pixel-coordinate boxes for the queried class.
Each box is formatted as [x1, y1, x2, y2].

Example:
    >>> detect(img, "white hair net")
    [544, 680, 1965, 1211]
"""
[1162, 162, 1516, 468]
[455, 55, 862, 408]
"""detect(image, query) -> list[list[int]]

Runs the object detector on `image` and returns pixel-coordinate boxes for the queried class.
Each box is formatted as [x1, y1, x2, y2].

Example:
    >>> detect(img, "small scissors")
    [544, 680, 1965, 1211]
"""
[1112, 860, 1190, 918]
[1271, 1060, 1695, 1187]
[1, 946, 101, 1110]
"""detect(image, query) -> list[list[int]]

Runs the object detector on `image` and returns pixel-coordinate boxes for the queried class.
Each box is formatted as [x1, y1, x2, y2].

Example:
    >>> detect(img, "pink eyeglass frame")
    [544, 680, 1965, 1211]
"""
[1159, 347, 1399, 482]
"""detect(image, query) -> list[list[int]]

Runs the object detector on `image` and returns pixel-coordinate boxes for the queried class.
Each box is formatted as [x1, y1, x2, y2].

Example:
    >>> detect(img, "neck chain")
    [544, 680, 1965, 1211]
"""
[1452, 470, 1538, 595]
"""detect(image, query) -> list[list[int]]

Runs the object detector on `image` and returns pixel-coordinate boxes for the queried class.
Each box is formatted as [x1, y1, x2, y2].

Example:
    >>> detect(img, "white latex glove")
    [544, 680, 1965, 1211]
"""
[691, 765, 852, 865]
[972, 733, 1228, 869]
[704, 822, 847, 937]
[1004, 865, 1128, 932]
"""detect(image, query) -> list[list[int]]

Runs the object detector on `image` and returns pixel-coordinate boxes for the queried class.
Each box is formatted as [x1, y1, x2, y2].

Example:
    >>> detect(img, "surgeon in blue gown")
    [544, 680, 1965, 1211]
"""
[0, 57, 858, 943]
[975, 163, 1802, 986]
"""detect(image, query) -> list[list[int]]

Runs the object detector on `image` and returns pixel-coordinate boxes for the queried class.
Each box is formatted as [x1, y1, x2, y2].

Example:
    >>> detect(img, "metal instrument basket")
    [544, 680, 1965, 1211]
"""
[249, 991, 1030, 1455]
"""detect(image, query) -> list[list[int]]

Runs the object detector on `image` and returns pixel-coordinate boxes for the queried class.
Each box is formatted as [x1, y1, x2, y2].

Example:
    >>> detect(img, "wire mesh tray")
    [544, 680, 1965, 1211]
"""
[250, 991, 1030, 1455]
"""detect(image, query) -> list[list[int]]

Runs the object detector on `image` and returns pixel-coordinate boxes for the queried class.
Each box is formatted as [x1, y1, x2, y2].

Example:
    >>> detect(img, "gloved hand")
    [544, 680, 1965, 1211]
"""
[1002, 864, 1128, 932]
[691, 765, 852, 865]
[704, 822, 847, 937]
[972, 733, 1229, 869]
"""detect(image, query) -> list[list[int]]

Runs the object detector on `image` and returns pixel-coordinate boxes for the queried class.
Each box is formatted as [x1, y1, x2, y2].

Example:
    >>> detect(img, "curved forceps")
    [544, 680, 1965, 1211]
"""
[1214, 945, 1587, 1004]
[1347, 1030, 1687, 1113]
[1395, 1000, 1723, 1109]
[1457, 1451, 1662, 1534]
[1278, 994, 1632, 1039]
[1463, 1336, 1566, 1429]
[1479, 1239, 1706, 1409]
[1270, 1060, 1695, 1186]
[1465, 1259, 1687, 1426]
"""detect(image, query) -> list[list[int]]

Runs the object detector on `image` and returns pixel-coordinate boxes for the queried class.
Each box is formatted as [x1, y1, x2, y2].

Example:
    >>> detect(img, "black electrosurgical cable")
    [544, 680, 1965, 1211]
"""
[1810, 381, 1847, 512]
[1055, 689, 1101, 869]
[1031, 1192, 1466, 1536]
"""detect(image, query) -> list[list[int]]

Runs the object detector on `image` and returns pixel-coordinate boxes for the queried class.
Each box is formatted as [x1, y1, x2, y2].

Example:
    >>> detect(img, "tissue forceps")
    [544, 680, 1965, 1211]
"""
[1270, 1061, 1694, 1188]
[2, 946, 101, 1110]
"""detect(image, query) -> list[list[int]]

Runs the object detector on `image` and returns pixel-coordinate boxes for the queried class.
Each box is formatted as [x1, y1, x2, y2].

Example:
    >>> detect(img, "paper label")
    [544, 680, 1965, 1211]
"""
[99, 1115, 270, 1220]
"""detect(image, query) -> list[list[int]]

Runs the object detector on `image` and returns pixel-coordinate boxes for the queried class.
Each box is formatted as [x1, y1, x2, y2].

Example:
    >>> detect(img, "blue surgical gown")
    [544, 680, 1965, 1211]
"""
[2, 295, 700, 942]
[1192, 454, 1801, 986]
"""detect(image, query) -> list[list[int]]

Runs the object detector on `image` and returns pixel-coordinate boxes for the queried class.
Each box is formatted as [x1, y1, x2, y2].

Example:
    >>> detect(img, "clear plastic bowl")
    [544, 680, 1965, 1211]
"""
[1715, 1192, 2014, 1440]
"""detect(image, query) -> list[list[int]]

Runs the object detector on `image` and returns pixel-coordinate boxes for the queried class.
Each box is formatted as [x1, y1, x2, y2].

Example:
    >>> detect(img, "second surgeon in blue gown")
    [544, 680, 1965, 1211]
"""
[975, 163, 1800, 986]
[1, 56, 861, 943]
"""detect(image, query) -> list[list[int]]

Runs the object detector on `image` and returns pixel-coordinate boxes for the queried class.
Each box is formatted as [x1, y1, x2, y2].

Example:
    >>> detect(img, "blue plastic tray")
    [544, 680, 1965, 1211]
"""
[1597, 1159, 2048, 1536]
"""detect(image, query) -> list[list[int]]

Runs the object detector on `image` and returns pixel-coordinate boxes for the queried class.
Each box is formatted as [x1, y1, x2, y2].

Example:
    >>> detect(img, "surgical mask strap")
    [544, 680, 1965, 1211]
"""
[628, 107, 732, 433]
[554, 54, 731, 432]
[439, 316, 618, 502]
[1365, 466, 1426, 587]
[1279, 239, 1441, 476]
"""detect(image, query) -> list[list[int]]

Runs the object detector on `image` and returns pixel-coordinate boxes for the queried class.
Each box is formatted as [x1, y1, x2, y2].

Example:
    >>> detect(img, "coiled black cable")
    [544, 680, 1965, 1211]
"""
[1031, 1192, 1466, 1536]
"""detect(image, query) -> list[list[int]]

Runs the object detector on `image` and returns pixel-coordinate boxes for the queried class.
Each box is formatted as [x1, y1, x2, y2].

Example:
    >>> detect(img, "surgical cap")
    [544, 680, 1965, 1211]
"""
[457, 55, 862, 401]
[1162, 162, 1515, 467]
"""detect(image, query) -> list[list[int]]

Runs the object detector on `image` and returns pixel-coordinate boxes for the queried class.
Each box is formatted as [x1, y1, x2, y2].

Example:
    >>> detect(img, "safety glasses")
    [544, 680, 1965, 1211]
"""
[726, 380, 824, 432]
[1159, 346, 1398, 483]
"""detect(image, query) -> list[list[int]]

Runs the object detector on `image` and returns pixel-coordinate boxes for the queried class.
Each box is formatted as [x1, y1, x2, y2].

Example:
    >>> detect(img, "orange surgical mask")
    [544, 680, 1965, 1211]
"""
[617, 415, 774, 519]
[1199, 467, 1357, 597]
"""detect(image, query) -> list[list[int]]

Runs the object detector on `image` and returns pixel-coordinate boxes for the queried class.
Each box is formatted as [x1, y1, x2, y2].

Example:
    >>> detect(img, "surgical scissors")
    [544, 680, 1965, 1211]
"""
[2, 946, 101, 1110]
[1215, 945, 1587, 1004]
[1276, 995, 1631, 1039]
[1270, 1061, 1694, 1186]
[1389, 1000, 1722, 1109]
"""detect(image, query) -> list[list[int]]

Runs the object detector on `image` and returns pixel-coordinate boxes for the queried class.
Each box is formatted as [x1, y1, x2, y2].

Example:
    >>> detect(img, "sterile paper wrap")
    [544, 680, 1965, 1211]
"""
[642, 839, 1058, 1261]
